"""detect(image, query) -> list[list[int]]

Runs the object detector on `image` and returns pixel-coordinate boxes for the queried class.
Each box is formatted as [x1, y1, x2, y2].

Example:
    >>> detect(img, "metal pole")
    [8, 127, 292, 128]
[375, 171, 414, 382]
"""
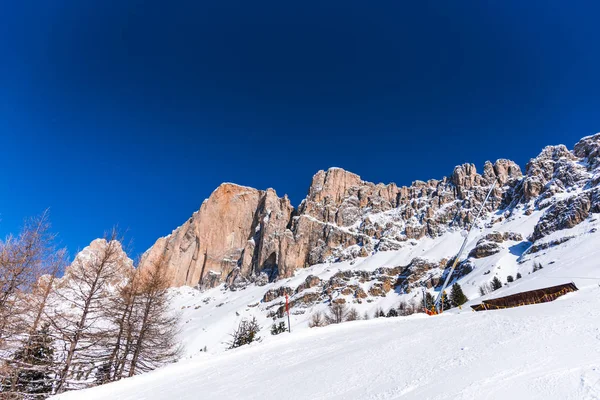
[434, 180, 498, 312]
[285, 294, 291, 333]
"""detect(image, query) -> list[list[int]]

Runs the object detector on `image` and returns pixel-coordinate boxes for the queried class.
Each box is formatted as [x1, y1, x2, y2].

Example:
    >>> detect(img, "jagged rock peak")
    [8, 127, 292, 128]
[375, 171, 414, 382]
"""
[140, 181, 294, 288]
[137, 134, 600, 289]
[573, 132, 600, 168]
[62, 239, 133, 286]
[308, 167, 363, 201]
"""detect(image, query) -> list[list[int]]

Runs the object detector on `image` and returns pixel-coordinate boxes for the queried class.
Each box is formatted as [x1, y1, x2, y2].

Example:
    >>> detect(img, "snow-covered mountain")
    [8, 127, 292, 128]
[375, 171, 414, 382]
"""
[139, 134, 599, 292]
[51, 133, 600, 399]
[52, 217, 600, 399]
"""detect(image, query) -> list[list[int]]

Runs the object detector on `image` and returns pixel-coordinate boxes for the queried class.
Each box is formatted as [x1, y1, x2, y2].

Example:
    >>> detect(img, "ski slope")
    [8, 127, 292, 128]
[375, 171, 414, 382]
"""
[51, 200, 600, 399]
[52, 283, 600, 400]
[141, 208, 599, 360]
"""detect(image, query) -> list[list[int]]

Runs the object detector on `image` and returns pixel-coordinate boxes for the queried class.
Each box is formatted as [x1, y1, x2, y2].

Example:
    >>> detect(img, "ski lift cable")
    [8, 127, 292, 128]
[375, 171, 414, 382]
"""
[434, 179, 498, 312]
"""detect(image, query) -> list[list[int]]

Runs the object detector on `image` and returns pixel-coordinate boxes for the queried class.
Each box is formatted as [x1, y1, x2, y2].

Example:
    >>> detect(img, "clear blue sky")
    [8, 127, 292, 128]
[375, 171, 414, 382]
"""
[1, 1, 599, 258]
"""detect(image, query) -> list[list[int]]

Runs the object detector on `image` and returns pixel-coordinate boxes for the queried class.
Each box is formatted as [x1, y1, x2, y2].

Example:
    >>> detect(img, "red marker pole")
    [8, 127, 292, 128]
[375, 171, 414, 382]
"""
[285, 294, 291, 333]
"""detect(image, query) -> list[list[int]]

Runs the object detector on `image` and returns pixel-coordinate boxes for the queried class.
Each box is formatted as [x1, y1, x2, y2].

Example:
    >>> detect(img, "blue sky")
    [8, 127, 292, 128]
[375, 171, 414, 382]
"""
[1, 0, 599, 258]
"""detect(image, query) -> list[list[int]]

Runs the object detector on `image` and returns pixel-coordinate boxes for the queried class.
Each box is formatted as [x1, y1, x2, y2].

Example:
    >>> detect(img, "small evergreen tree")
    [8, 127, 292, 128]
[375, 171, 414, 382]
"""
[424, 292, 435, 310]
[506, 275, 514, 283]
[449, 283, 468, 308]
[386, 308, 398, 318]
[441, 291, 452, 311]
[228, 317, 261, 349]
[516, 272, 522, 280]
[362, 311, 370, 320]
[9, 323, 55, 397]
[491, 276, 502, 291]
[270, 321, 286, 335]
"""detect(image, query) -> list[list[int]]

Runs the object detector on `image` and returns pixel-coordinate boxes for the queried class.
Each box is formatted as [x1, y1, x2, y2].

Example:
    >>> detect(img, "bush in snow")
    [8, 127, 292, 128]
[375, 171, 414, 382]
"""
[386, 308, 398, 318]
[398, 300, 419, 316]
[270, 321, 287, 335]
[308, 311, 326, 328]
[397, 301, 408, 316]
[228, 317, 261, 349]
[325, 303, 348, 324]
[345, 308, 360, 321]
[506, 275, 514, 283]
[516, 272, 522, 279]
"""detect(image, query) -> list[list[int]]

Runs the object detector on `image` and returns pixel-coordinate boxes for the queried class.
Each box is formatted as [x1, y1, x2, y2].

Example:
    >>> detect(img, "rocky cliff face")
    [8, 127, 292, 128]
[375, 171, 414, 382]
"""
[140, 133, 600, 288]
[140, 184, 293, 287]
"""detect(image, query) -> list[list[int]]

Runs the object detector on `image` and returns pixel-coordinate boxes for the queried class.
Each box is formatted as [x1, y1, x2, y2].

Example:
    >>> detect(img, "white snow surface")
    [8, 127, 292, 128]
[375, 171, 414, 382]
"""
[52, 286, 600, 400]
[51, 208, 600, 399]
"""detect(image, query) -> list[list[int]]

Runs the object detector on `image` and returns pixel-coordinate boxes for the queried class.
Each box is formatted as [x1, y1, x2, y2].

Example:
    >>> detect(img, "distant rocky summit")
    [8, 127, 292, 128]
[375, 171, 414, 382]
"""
[137, 133, 600, 289]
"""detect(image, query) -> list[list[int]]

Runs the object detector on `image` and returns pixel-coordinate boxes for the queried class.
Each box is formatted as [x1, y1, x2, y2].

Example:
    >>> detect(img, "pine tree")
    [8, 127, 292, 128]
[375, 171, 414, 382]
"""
[516, 272, 522, 279]
[449, 283, 468, 308]
[270, 321, 286, 335]
[441, 291, 452, 311]
[228, 317, 261, 349]
[424, 292, 435, 310]
[491, 276, 502, 291]
[506, 275, 514, 283]
[9, 323, 55, 398]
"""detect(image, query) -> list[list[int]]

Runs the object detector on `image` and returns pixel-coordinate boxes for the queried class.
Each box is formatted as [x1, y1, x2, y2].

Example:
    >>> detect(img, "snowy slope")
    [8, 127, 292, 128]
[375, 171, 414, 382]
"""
[154, 207, 599, 359]
[52, 285, 600, 400]
[101, 204, 599, 363]
[50, 206, 600, 399]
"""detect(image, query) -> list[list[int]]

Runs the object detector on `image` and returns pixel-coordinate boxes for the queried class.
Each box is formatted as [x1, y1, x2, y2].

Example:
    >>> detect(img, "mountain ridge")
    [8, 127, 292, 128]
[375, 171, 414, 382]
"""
[135, 133, 600, 289]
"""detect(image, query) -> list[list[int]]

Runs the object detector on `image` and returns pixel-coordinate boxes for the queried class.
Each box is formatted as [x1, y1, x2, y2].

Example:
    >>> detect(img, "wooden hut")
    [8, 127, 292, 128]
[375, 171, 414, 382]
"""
[471, 282, 578, 311]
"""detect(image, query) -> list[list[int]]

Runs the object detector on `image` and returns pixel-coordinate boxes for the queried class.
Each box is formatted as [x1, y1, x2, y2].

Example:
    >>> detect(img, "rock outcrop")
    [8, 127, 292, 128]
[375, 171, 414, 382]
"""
[61, 239, 133, 287]
[139, 134, 600, 288]
[140, 184, 293, 287]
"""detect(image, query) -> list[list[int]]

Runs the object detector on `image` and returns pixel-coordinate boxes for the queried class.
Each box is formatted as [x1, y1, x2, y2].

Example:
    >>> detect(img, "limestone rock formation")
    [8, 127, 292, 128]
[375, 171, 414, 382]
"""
[528, 133, 600, 240]
[138, 133, 600, 289]
[140, 184, 292, 288]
